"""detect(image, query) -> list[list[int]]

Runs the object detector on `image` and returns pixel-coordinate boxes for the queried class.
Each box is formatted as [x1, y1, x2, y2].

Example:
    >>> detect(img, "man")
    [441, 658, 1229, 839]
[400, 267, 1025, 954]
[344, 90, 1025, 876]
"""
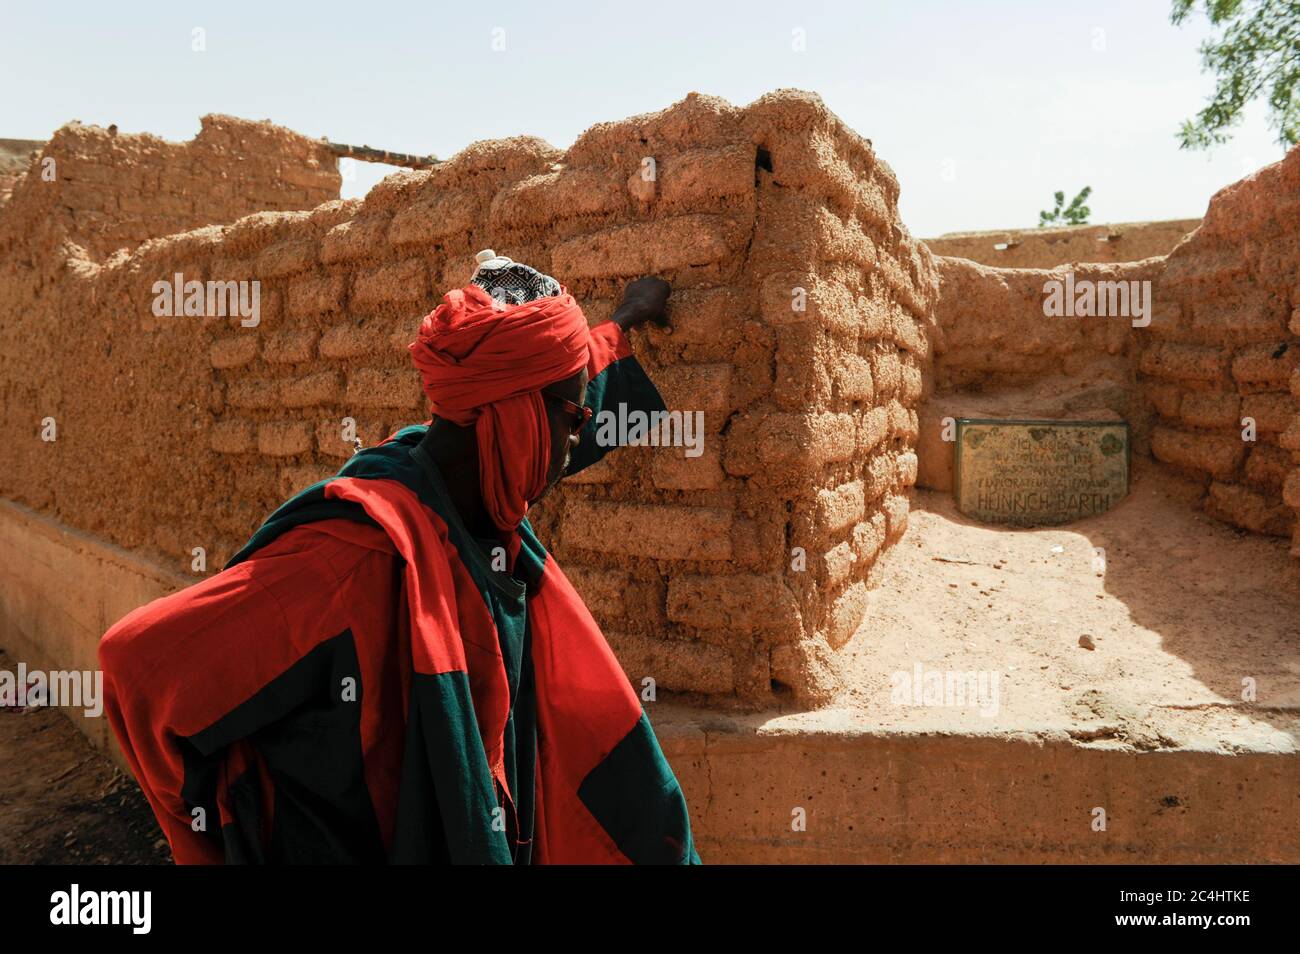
[99, 253, 701, 864]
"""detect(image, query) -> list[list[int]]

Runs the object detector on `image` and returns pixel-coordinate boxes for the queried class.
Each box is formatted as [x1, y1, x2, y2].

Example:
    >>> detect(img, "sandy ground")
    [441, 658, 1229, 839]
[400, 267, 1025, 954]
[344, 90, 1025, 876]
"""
[829, 464, 1300, 752]
[0, 650, 168, 864]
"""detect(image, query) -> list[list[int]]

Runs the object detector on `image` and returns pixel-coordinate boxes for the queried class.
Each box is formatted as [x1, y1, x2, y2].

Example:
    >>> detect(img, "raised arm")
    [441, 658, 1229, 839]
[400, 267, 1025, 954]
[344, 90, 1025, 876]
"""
[565, 278, 672, 476]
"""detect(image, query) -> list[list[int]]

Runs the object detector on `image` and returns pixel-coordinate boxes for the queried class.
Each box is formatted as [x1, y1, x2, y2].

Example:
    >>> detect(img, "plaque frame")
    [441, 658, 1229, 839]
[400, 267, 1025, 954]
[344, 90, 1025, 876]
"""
[953, 418, 1131, 525]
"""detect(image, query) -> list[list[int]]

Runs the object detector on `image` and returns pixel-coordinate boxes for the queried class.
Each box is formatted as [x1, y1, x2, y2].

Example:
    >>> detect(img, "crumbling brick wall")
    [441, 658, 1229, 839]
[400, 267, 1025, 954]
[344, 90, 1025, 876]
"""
[0, 113, 342, 566]
[0, 138, 45, 205]
[0, 91, 937, 709]
[924, 219, 1199, 268]
[1141, 146, 1300, 541]
[532, 95, 938, 706]
[0, 115, 339, 262]
[919, 255, 1157, 491]
[931, 255, 1156, 395]
[927, 146, 1300, 549]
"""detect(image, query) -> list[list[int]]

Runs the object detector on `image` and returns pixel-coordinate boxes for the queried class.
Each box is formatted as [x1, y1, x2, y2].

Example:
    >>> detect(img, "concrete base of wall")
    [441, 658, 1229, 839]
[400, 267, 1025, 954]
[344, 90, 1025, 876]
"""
[3, 499, 1296, 863]
[0, 500, 186, 770]
[654, 704, 1299, 863]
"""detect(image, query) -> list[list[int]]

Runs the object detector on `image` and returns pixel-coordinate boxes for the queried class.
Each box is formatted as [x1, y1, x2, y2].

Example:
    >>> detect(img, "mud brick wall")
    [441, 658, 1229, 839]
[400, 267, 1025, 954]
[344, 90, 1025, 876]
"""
[927, 146, 1300, 548]
[0, 91, 937, 709]
[932, 255, 1157, 397]
[1140, 146, 1300, 543]
[0, 136, 556, 573]
[919, 255, 1156, 492]
[0, 114, 343, 567]
[0, 173, 22, 205]
[0, 115, 339, 262]
[924, 219, 1199, 268]
[0, 138, 45, 205]
[527, 92, 939, 707]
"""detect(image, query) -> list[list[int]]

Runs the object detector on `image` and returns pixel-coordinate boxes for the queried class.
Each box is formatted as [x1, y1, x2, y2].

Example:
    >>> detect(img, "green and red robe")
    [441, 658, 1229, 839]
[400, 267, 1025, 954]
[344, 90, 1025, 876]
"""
[99, 321, 700, 864]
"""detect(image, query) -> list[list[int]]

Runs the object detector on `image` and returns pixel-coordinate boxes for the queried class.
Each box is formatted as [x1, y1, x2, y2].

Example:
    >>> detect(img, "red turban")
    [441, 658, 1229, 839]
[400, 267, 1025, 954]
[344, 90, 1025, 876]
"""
[409, 283, 591, 531]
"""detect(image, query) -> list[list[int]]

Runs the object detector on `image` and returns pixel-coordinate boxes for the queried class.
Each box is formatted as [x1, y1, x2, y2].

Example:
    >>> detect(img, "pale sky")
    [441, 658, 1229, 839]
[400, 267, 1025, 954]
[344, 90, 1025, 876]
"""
[2, 1, 1287, 237]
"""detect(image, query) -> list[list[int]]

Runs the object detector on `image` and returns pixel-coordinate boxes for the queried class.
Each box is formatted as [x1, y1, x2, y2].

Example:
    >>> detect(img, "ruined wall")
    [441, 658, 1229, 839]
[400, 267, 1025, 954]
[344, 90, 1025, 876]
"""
[918, 255, 1155, 492]
[926, 146, 1300, 548]
[931, 255, 1156, 395]
[924, 219, 1198, 268]
[0, 138, 44, 205]
[0, 91, 936, 709]
[1141, 147, 1300, 542]
[0, 115, 339, 261]
[534, 95, 938, 706]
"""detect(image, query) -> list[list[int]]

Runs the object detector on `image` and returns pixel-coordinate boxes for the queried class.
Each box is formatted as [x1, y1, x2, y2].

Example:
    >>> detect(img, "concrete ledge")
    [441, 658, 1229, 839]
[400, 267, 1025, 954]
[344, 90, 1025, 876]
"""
[0, 499, 187, 770]
[654, 704, 1300, 863]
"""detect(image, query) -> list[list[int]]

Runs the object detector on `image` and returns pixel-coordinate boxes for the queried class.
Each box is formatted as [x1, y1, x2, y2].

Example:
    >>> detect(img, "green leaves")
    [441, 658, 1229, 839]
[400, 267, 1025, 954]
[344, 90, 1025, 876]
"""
[1172, 0, 1300, 149]
[1038, 186, 1093, 227]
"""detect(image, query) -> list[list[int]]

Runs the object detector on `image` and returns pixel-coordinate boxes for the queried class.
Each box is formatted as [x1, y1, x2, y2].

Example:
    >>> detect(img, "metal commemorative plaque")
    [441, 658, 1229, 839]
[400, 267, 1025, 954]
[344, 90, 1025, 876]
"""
[954, 419, 1130, 527]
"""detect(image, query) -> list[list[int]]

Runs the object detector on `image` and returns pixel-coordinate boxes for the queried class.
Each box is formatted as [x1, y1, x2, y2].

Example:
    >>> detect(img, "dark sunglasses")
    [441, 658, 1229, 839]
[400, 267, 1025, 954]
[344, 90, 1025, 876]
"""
[541, 389, 592, 436]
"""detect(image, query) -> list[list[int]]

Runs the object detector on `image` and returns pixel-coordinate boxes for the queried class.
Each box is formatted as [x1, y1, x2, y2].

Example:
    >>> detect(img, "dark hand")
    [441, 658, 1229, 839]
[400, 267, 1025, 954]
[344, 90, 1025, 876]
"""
[611, 277, 671, 331]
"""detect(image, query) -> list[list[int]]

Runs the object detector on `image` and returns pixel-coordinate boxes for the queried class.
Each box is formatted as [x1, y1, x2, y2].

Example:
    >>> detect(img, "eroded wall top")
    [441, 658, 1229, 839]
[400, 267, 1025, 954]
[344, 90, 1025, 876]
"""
[0, 137, 44, 204]
[924, 219, 1199, 268]
[0, 114, 339, 262]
